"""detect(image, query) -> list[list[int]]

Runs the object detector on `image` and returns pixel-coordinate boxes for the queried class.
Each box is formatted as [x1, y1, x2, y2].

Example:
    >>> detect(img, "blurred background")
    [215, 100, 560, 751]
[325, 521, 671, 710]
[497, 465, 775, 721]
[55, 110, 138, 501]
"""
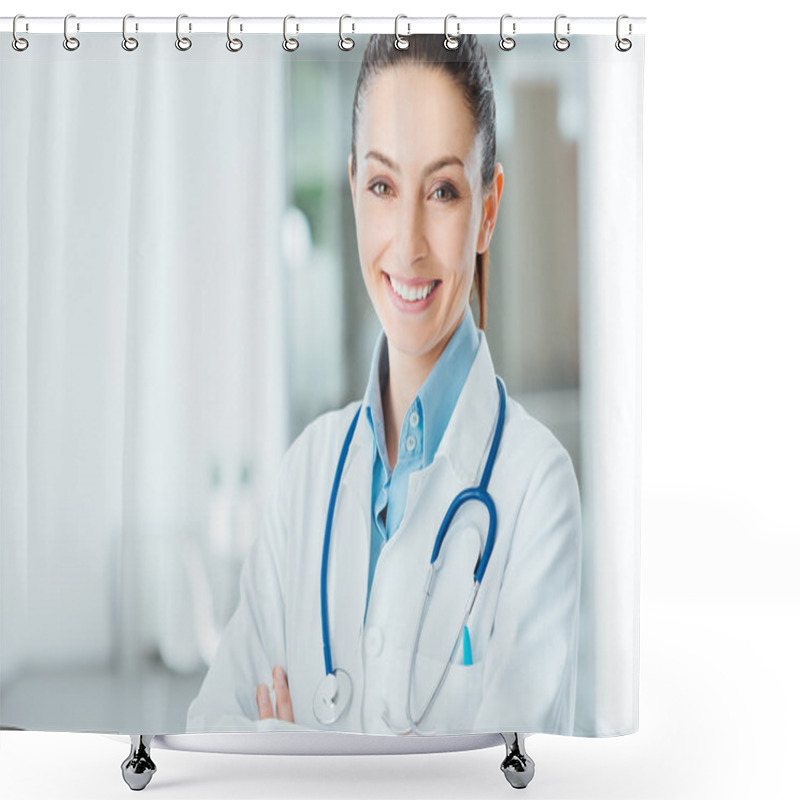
[1, 31, 628, 735]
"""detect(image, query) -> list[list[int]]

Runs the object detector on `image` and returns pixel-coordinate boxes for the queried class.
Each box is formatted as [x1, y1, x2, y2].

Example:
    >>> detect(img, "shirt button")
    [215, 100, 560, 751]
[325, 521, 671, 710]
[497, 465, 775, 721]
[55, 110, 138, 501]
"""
[365, 627, 384, 657]
[405, 435, 416, 452]
[409, 411, 419, 428]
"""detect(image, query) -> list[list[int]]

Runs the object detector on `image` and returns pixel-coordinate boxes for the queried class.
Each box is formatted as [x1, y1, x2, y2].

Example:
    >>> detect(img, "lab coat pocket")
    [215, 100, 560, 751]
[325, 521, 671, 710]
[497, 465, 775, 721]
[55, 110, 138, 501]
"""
[407, 651, 485, 735]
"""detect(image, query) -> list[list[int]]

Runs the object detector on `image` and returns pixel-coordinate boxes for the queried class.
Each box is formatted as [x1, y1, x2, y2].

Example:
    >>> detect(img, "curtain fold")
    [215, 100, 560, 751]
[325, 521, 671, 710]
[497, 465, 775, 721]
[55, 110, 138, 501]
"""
[1, 34, 288, 691]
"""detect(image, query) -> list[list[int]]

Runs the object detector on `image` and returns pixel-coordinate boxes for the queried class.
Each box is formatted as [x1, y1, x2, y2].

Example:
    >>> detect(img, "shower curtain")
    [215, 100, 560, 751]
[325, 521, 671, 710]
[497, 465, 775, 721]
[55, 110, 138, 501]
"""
[1, 21, 644, 738]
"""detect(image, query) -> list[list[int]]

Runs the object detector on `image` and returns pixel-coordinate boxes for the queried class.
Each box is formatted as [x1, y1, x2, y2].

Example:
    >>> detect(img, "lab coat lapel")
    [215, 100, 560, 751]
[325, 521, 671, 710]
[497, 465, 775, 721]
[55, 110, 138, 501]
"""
[405, 331, 501, 513]
[396, 332, 501, 630]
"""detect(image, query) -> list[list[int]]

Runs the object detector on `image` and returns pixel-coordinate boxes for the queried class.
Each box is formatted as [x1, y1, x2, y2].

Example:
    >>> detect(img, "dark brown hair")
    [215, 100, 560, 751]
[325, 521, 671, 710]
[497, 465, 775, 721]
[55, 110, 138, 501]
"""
[350, 34, 497, 330]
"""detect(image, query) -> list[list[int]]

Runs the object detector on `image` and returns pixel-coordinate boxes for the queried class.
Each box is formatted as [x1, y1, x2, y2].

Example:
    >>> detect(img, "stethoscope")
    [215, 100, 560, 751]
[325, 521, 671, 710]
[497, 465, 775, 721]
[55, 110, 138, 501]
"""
[313, 374, 507, 731]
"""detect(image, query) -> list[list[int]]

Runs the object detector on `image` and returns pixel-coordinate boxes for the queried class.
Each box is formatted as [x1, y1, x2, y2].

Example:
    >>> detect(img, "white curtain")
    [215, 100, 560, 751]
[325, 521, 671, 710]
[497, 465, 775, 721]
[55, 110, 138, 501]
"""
[576, 38, 643, 735]
[1, 34, 288, 686]
[1, 28, 642, 738]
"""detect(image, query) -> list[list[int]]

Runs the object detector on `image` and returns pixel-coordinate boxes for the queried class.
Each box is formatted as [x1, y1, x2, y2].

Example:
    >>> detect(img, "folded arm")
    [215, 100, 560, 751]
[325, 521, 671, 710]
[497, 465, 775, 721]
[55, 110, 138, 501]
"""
[185, 471, 297, 732]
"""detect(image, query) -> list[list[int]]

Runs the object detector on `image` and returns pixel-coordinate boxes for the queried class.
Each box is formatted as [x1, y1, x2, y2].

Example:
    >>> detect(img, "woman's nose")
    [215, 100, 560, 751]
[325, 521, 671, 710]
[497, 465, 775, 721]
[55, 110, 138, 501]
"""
[396, 198, 428, 267]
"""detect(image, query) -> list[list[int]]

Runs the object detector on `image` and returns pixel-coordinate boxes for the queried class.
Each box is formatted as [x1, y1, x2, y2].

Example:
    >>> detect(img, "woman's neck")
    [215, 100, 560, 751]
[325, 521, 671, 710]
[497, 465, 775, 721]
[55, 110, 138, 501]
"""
[382, 336, 448, 472]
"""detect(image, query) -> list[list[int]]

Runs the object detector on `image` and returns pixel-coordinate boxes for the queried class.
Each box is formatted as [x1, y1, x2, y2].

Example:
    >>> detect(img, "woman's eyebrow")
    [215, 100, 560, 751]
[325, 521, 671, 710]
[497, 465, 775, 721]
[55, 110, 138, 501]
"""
[365, 150, 465, 176]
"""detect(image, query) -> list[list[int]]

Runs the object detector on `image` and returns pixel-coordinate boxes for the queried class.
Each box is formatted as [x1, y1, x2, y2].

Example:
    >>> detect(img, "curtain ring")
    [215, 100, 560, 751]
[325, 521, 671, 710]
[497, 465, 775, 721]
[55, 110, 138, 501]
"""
[63, 13, 80, 51]
[615, 15, 632, 52]
[122, 14, 138, 51]
[12, 14, 29, 52]
[553, 14, 570, 51]
[338, 15, 355, 51]
[283, 15, 299, 51]
[226, 15, 243, 52]
[175, 14, 192, 50]
[394, 15, 410, 50]
[499, 14, 515, 51]
[444, 14, 460, 50]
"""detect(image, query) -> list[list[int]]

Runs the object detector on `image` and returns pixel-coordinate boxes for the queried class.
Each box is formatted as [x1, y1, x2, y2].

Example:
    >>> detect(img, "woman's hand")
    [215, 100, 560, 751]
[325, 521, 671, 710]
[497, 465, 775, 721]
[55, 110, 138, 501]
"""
[256, 666, 295, 722]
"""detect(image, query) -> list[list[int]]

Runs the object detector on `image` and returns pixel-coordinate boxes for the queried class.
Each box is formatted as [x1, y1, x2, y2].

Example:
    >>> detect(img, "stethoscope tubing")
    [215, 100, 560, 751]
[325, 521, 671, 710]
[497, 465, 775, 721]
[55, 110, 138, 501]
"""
[404, 575, 480, 733]
[320, 402, 362, 677]
[318, 374, 507, 728]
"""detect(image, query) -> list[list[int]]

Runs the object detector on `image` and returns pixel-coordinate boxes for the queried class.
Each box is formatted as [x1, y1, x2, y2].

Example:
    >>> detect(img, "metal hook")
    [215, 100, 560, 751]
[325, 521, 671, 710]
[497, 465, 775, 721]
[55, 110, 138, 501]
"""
[338, 14, 355, 51]
[283, 15, 299, 51]
[553, 14, 570, 52]
[226, 15, 243, 52]
[175, 13, 192, 51]
[615, 15, 632, 52]
[394, 15, 410, 51]
[444, 14, 460, 50]
[122, 14, 138, 51]
[499, 14, 515, 51]
[12, 14, 29, 52]
[63, 13, 80, 51]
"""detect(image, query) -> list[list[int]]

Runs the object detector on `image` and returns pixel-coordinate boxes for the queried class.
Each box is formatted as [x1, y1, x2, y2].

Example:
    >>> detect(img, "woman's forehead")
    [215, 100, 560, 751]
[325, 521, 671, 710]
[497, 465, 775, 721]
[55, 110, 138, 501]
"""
[358, 65, 478, 169]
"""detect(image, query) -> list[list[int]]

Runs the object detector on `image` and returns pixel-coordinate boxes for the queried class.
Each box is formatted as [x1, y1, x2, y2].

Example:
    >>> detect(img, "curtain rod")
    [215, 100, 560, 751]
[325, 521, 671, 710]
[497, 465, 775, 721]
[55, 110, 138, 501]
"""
[1, 16, 646, 36]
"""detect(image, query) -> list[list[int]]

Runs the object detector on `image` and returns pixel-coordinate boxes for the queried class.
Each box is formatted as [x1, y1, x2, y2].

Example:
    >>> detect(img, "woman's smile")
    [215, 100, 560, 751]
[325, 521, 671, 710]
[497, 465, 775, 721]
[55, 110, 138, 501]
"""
[383, 271, 442, 313]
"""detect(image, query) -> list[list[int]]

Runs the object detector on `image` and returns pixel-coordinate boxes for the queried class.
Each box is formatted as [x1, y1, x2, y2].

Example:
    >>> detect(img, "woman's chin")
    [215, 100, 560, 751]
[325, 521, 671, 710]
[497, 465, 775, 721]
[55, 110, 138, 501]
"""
[383, 325, 438, 359]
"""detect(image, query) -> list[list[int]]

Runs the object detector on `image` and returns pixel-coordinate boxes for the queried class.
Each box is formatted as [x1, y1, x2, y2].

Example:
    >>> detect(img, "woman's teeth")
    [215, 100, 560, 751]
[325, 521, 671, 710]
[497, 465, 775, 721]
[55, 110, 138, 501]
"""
[388, 275, 437, 302]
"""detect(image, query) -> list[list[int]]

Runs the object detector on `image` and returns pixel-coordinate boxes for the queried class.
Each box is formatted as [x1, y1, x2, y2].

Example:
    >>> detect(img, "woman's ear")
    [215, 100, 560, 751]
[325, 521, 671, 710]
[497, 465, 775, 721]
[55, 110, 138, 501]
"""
[348, 154, 356, 207]
[477, 163, 504, 254]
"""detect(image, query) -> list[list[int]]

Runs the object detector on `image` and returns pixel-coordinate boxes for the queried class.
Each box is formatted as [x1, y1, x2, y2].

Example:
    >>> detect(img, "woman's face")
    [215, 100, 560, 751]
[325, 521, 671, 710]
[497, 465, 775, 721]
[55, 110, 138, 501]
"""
[349, 65, 503, 361]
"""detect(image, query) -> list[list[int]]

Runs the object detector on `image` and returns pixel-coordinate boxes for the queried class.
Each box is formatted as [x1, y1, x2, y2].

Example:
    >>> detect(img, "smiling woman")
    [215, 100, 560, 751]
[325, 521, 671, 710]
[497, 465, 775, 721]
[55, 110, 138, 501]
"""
[186, 33, 583, 738]
[349, 56, 504, 469]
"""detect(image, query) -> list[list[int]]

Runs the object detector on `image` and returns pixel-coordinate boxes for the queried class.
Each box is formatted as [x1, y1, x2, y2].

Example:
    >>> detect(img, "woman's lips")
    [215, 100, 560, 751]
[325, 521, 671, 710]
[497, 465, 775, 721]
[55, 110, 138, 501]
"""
[383, 272, 441, 313]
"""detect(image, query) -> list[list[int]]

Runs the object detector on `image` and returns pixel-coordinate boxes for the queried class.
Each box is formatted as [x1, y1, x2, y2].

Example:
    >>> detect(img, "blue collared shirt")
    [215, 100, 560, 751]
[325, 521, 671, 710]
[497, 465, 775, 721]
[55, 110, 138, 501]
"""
[362, 308, 481, 616]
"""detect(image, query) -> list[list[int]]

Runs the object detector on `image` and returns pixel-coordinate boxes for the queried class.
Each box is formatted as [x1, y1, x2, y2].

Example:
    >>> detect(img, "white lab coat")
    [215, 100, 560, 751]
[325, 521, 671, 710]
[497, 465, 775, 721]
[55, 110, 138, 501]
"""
[186, 332, 582, 735]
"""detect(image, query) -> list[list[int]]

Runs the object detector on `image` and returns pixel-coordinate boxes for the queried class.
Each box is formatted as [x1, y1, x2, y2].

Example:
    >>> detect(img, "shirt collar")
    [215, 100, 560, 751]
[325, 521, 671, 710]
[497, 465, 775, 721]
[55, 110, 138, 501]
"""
[417, 308, 480, 464]
[362, 307, 480, 472]
[363, 326, 391, 472]
[354, 326, 500, 488]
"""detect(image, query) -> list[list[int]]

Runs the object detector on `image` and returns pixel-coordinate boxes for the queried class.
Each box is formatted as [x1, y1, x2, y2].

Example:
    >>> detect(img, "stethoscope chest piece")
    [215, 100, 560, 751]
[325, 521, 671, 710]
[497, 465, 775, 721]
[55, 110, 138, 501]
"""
[313, 668, 353, 725]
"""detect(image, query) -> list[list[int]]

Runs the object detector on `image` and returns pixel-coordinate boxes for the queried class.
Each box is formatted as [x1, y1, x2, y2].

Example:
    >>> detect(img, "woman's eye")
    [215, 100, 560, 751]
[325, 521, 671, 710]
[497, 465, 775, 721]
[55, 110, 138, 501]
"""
[367, 181, 459, 201]
[433, 184, 458, 201]
[369, 181, 392, 197]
